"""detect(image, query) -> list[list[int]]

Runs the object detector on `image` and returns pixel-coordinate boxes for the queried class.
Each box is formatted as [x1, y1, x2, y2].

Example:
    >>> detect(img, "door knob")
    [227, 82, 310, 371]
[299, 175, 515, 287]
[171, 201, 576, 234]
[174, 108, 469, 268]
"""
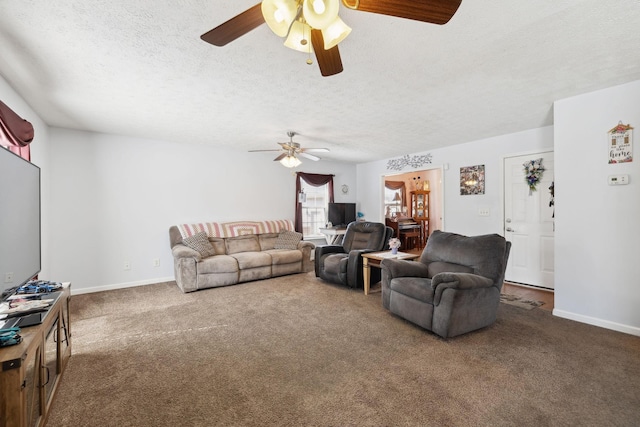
[506, 218, 512, 223]
[506, 227, 514, 232]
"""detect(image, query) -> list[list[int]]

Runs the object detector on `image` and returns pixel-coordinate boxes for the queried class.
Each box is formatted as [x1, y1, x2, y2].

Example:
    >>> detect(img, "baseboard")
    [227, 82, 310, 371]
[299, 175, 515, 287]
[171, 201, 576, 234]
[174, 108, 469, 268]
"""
[71, 276, 175, 295]
[553, 308, 640, 337]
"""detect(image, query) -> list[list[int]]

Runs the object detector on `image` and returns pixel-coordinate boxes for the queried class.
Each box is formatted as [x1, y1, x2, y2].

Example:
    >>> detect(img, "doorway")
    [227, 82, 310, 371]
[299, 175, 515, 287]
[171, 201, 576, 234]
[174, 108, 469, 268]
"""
[382, 167, 444, 248]
[503, 151, 555, 289]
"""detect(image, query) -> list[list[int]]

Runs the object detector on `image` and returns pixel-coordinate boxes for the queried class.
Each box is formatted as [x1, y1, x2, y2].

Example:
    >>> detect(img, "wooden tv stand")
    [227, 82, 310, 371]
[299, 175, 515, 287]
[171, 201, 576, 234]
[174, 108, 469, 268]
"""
[0, 283, 71, 427]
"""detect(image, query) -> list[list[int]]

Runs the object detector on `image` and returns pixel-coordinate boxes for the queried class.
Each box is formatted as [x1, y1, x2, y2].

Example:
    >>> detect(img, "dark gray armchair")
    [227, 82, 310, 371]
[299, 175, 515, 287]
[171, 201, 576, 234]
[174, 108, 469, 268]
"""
[380, 230, 511, 338]
[315, 221, 393, 289]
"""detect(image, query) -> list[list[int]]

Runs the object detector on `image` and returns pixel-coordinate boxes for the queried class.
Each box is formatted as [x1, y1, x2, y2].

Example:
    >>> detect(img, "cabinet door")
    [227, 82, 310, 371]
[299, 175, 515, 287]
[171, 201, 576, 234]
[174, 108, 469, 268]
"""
[43, 319, 59, 410]
[24, 345, 42, 427]
[59, 297, 71, 369]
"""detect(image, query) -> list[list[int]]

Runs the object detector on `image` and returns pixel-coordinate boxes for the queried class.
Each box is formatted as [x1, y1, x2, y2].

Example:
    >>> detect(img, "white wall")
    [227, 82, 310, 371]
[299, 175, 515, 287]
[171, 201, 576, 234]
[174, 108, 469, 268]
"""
[46, 128, 356, 293]
[554, 80, 640, 335]
[357, 126, 554, 235]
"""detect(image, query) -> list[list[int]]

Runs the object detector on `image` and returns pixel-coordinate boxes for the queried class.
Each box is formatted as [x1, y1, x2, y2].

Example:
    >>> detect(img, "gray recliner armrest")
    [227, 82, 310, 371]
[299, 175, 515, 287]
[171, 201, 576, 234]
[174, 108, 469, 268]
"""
[431, 272, 494, 305]
[381, 259, 430, 280]
[345, 248, 379, 288]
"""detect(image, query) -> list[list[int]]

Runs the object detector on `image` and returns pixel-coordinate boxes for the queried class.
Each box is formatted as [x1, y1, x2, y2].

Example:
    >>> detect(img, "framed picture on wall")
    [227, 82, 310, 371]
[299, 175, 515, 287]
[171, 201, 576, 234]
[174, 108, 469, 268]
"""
[460, 165, 485, 195]
[608, 122, 633, 164]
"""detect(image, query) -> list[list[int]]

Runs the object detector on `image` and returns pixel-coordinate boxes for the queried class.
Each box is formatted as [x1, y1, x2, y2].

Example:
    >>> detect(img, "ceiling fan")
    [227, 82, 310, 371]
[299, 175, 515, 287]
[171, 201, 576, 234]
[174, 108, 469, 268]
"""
[249, 131, 329, 167]
[201, 0, 463, 77]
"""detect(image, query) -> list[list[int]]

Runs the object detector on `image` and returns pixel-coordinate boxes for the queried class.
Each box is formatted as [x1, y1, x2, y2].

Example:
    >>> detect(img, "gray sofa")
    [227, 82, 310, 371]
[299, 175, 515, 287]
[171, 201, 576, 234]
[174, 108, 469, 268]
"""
[169, 220, 314, 293]
[380, 230, 511, 338]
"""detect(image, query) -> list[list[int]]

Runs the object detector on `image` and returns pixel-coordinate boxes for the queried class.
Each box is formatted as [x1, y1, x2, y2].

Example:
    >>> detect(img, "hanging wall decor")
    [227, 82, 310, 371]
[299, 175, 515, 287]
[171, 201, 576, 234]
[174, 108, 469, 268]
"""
[608, 122, 633, 164]
[459, 165, 485, 195]
[523, 158, 545, 195]
[387, 154, 433, 171]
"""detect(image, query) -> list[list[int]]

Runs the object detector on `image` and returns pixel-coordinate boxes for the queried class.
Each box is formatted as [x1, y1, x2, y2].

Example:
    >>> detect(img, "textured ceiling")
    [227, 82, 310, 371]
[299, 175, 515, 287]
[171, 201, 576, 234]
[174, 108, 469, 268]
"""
[1, 1, 639, 164]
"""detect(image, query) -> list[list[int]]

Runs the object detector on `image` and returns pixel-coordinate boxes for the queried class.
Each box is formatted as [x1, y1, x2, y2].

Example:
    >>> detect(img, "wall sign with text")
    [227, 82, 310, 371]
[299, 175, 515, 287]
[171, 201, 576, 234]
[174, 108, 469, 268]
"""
[608, 122, 633, 164]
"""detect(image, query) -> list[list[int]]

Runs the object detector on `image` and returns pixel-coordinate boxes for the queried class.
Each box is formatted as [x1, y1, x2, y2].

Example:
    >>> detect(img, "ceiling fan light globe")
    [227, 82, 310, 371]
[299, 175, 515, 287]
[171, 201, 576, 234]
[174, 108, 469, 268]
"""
[262, 0, 298, 37]
[280, 155, 302, 168]
[284, 21, 314, 53]
[322, 16, 351, 49]
[302, 0, 339, 30]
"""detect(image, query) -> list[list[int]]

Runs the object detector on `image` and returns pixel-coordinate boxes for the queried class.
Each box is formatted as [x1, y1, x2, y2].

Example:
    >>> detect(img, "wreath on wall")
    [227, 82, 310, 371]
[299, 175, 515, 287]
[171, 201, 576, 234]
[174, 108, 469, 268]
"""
[523, 158, 545, 195]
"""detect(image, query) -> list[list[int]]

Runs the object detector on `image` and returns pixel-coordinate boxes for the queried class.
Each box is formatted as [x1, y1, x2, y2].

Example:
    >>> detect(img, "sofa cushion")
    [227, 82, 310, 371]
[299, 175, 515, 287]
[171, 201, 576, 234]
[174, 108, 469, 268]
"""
[274, 230, 303, 250]
[259, 233, 279, 251]
[182, 232, 216, 257]
[267, 249, 303, 265]
[231, 252, 272, 270]
[323, 253, 349, 275]
[226, 235, 261, 255]
[197, 255, 239, 274]
[208, 237, 227, 255]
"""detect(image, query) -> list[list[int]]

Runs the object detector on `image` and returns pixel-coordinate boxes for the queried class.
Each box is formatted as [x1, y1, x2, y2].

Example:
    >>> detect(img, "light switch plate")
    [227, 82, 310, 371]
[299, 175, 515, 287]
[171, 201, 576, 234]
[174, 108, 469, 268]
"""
[608, 174, 629, 185]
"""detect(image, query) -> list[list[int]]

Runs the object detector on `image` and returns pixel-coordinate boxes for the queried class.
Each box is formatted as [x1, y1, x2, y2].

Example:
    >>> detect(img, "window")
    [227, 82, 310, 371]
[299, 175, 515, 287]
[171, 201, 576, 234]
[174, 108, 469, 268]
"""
[295, 172, 334, 237]
[384, 188, 403, 217]
[300, 180, 329, 239]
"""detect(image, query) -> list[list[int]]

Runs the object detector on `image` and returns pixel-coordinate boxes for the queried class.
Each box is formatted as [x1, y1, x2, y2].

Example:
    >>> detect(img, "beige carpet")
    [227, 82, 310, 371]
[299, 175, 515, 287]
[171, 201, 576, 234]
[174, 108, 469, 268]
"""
[47, 272, 640, 427]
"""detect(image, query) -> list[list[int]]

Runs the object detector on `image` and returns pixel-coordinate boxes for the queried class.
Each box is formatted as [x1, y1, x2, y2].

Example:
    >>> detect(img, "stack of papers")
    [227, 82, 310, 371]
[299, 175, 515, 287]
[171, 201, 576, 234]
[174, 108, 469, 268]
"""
[0, 298, 53, 316]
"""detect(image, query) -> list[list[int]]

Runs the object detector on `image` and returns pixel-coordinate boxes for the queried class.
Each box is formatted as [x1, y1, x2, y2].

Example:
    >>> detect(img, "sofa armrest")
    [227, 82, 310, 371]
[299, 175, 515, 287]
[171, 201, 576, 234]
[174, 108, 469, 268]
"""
[314, 245, 346, 277]
[298, 241, 315, 272]
[345, 249, 387, 288]
[298, 241, 315, 250]
[172, 244, 202, 262]
[431, 272, 494, 305]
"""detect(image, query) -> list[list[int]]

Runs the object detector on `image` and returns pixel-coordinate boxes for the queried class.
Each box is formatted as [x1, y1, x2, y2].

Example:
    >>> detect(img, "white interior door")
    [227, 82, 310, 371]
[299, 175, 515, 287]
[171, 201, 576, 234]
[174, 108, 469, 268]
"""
[503, 152, 555, 289]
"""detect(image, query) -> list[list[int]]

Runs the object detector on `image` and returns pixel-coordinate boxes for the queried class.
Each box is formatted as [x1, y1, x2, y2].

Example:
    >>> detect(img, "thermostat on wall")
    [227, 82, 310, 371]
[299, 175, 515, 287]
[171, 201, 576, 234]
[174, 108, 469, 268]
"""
[608, 174, 629, 185]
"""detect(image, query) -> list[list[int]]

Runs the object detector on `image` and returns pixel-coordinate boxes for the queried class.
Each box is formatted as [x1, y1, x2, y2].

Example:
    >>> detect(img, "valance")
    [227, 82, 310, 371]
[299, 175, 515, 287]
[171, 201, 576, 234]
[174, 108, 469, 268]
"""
[0, 100, 34, 148]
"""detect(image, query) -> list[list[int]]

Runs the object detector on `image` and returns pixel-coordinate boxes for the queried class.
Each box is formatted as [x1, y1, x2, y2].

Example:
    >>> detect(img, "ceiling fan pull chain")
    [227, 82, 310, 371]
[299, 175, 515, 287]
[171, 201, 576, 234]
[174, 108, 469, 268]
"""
[341, 0, 360, 10]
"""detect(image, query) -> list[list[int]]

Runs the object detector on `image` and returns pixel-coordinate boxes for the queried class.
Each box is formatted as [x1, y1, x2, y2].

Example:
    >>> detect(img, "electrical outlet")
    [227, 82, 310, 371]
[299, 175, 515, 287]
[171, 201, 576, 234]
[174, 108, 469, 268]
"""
[153, 259, 160, 267]
[124, 261, 131, 271]
[478, 208, 490, 217]
[4, 272, 13, 283]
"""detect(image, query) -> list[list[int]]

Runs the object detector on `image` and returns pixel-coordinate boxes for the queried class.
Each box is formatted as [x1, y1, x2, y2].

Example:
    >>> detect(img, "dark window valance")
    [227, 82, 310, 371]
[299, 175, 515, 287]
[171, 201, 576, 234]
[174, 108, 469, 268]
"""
[385, 180, 407, 208]
[0, 100, 34, 148]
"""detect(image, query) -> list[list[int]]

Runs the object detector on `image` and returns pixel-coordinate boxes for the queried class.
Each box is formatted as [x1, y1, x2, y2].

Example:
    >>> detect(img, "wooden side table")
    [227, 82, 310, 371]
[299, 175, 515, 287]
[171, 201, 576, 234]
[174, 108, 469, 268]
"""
[362, 251, 420, 295]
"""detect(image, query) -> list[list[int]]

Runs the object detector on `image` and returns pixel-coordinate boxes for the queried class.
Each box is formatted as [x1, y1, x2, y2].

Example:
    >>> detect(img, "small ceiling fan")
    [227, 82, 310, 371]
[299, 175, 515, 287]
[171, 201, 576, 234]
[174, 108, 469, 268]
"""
[249, 131, 329, 167]
[201, 0, 463, 77]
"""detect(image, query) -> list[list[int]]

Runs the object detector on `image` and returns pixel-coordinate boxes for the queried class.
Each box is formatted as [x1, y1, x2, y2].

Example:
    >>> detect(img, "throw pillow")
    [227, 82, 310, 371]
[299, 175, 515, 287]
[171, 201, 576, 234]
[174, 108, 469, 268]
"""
[182, 232, 216, 257]
[274, 230, 303, 250]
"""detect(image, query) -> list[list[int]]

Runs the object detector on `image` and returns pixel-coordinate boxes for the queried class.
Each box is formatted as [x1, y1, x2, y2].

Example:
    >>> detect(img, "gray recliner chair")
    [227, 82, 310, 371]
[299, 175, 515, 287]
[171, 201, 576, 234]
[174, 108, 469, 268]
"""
[380, 230, 511, 338]
[315, 221, 393, 289]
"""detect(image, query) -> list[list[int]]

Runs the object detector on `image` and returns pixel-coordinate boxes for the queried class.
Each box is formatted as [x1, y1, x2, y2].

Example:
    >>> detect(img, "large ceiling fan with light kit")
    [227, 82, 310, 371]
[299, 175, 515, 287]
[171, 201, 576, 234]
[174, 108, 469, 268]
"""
[201, 0, 463, 77]
[249, 131, 330, 167]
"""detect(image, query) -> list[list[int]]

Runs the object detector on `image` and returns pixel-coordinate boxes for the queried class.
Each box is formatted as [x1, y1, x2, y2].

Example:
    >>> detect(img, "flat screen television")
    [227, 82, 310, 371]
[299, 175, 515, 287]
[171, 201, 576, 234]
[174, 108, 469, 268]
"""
[328, 202, 356, 227]
[0, 146, 41, 300]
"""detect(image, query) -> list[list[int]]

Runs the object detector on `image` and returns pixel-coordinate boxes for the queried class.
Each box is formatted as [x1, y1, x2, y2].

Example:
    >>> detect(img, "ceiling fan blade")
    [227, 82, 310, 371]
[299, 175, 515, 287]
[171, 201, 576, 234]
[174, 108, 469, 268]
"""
[310, 30, 343, 77]
[300, 148, 330, 153]
[248, 149, 282, 152]
[343, 0, 462, 25]
[278, 142, 296, 150]
[201, 3, 265, 46]
[273, 153, 288, 161]
[299, 152, 321, 161]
